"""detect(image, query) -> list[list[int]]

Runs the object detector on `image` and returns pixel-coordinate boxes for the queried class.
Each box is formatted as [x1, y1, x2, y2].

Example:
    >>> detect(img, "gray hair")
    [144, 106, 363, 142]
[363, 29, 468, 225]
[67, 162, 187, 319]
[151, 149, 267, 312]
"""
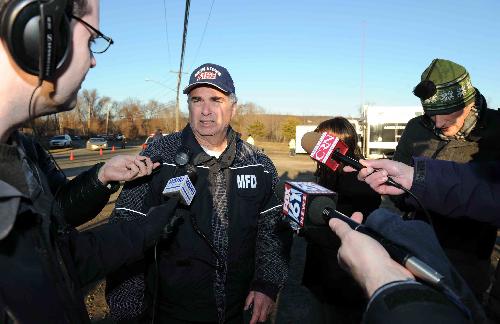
[187, 92, 238, 105]
[229, 93, 238, 105]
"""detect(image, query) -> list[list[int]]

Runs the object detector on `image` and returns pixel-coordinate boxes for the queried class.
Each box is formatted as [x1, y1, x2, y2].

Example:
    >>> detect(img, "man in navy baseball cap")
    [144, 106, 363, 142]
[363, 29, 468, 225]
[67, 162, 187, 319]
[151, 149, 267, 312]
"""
[183, 63, 236, 94]
[107, 61, 289, 324]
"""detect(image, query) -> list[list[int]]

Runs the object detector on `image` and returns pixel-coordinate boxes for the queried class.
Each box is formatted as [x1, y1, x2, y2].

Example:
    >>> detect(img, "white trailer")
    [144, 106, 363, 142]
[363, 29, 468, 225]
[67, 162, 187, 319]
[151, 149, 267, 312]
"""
[295, 125, 318, 154]
[361, 105, 422, 159]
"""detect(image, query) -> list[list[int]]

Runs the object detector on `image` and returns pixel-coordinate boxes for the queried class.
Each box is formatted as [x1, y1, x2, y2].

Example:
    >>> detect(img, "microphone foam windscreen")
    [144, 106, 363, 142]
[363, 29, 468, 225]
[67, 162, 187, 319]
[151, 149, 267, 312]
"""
[301, 132, 322, 155]
[308, 196, 337, 226]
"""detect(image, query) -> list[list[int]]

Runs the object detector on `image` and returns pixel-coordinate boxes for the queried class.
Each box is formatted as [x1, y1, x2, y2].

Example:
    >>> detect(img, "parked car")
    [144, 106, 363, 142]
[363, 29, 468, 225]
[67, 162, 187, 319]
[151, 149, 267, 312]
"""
[70, 135, 81, 140]
[49, 135, 72, 148]
[86, 137, 108, 151]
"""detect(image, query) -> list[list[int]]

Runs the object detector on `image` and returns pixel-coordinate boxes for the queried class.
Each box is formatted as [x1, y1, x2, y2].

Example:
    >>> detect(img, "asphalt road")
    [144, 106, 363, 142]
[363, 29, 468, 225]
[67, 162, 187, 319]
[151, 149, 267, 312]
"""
[50, 144, 142, 177]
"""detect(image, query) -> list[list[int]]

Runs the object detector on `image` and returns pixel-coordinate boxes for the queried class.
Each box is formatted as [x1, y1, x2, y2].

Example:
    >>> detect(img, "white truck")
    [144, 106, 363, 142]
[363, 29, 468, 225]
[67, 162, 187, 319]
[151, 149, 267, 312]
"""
[361, 105, 422, 159]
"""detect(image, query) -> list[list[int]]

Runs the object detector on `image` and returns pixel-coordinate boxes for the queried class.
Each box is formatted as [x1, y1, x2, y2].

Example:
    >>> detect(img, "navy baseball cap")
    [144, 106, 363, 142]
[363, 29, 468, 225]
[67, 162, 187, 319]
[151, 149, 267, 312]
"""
[183, 63, 235, 95]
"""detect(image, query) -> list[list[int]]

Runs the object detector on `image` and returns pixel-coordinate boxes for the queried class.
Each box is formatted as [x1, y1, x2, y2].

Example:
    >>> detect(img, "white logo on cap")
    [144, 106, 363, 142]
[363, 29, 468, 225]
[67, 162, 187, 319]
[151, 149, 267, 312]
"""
[196, 72, 217, 80]
[194, 66, 222, 81]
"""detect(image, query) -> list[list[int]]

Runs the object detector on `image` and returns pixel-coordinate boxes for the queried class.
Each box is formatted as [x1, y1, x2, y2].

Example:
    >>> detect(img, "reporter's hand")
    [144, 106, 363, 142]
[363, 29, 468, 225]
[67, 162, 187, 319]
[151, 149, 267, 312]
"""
[329, 212, 414, 297]
[343, 159, 414, 195]
[98, 155, 160, 184]
[244, 291, 274, 324]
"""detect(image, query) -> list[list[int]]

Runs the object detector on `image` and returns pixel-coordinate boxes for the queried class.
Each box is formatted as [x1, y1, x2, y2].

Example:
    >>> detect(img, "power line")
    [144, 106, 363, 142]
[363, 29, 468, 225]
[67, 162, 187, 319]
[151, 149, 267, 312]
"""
[174, 0, 191, 131]
[188, 0, 216, 71]
[162, 0, 172, 68]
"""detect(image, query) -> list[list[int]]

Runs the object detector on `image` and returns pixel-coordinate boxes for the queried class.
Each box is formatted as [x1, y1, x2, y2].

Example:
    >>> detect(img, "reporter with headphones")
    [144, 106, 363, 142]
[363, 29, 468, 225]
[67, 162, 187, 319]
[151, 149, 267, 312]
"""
[0, 1, 179, 322]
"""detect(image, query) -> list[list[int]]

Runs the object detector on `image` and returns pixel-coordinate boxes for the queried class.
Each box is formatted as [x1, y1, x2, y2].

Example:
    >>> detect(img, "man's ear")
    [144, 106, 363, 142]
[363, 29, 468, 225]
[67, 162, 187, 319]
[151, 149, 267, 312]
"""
[230, 102, 237, 118]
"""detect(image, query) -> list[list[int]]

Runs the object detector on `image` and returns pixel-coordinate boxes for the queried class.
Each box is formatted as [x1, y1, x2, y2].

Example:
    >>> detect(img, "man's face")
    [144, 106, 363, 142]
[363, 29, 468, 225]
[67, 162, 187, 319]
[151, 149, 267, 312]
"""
[188, 86, 236, 142]
[430, 105, 472, 137]
[50, 0, 99, 110]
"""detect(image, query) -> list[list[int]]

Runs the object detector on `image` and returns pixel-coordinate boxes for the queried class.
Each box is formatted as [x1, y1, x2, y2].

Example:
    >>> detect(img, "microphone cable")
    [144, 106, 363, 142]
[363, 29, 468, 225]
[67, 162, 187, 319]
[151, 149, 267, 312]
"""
[27, 83, 72, 236]
[334, 150, 434, 227]
[381, 176, 434, 227]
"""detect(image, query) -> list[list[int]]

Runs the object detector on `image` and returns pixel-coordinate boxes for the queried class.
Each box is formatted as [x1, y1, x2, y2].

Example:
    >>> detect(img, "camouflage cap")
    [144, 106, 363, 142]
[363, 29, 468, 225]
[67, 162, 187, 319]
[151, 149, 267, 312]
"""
[414, 59, 476, 116]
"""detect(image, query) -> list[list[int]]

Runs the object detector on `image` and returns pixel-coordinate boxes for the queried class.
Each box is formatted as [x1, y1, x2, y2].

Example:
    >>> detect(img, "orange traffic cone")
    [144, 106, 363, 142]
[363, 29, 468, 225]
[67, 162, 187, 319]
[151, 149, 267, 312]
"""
[111, 145, 116, 152]
[99, 148, 103, 156]
[69, 151, 74, 161]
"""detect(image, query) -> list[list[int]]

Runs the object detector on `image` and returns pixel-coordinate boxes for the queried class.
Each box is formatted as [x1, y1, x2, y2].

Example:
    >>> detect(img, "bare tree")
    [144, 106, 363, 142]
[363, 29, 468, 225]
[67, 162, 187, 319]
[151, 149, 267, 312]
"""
[117, 99, 144, 139]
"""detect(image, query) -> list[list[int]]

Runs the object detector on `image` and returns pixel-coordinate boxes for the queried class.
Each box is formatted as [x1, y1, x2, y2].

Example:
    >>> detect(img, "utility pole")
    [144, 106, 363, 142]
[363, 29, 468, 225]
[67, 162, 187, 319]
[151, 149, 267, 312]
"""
[105, 109, 110, 136]
[88, 102, 91, 135]
[174, 0, 191, 132]
[169, 70, 189, 132]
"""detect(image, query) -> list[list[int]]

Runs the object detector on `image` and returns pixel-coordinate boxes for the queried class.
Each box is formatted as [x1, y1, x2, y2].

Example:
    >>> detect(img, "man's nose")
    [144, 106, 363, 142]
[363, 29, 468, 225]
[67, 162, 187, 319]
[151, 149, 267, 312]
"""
[434, 115, 446, 128]
[201, 101, 212, 115]
[90, 53, 97, 68]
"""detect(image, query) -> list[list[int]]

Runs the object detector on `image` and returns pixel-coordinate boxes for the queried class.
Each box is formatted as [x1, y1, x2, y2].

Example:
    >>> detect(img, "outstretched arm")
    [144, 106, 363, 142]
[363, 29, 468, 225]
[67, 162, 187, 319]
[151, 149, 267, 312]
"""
[346, 158, 500, 226]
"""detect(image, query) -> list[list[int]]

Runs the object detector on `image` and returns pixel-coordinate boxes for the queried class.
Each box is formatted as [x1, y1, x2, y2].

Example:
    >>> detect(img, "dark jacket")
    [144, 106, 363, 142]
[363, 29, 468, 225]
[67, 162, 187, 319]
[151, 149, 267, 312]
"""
[393, 96, 500, 298]
[364, 281, 472, 324]
[407, 157, 500, 323]
[302, 170, 381, 306]
[407, 158, 500, 226]
[107, 126, 290, 322]
[0, 132, 174, 323]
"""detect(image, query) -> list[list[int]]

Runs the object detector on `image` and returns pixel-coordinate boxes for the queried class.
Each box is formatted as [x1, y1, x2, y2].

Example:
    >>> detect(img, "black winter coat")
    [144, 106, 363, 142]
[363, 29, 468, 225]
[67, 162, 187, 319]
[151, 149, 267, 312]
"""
[0, 132, 174, 323]
[364, 282, 472, 324]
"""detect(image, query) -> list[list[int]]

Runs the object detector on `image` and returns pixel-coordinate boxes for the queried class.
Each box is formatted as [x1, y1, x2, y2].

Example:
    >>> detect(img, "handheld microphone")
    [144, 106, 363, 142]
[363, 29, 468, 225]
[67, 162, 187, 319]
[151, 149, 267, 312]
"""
[302, 131, 363, 171]
[307, 195, 445, 287]
[174, 146, 191, 167]
[280, 181, 337, 231]
[162, 173, 196, 206]
[160, 145, 197, 205]
[159, 165, 197, 240]
[301, 131, 403, 189]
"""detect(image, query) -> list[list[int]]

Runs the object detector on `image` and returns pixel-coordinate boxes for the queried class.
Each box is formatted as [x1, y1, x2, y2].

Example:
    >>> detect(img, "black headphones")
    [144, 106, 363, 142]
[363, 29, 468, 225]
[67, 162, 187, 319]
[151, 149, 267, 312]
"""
[1, 0, 72, 81]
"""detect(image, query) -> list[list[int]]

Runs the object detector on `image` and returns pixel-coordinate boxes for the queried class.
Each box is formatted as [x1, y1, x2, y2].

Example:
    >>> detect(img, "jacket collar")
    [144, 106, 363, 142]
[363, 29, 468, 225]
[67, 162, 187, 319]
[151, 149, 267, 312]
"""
[419, 89, 488, 140]
[182, 124, 240, 168]
[0, 180, 26, 240]
[10, 131, 45, 200]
